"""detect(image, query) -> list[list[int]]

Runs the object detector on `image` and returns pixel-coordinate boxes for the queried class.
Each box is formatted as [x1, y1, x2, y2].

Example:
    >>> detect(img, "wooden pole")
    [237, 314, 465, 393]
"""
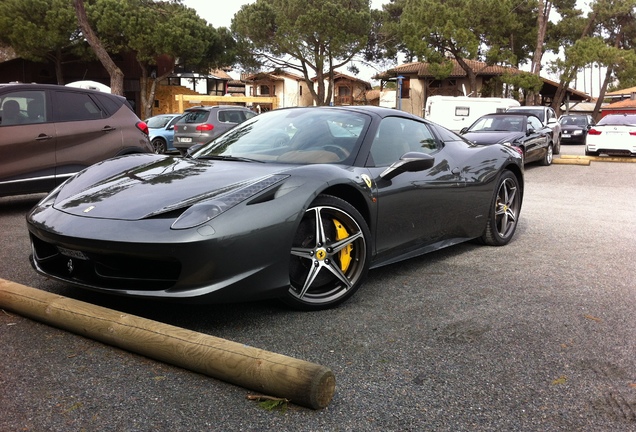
[0, 279, 335, 410]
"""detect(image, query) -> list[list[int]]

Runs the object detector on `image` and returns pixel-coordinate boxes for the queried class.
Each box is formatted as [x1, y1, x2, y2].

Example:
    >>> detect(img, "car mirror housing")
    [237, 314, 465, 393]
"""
[380, 152, 435, 181]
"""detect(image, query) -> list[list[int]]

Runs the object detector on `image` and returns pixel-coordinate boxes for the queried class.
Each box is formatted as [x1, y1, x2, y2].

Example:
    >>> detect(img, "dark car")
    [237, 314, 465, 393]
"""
[460, 113, 553, 165]
[0, 83, 152, 197]
[559, 114, 595, 145]
[146, 113, 183, 154]
[173, 105, 257, 155]
[27, 106, 523, 311]
[506, 105, 561, 154]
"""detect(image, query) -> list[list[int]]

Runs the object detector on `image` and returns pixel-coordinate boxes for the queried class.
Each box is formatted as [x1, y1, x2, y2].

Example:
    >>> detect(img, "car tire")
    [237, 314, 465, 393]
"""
[283, 194, 371, 311]
[479, 171, 521, 246]
[151, 138, 167, 154]
[540, 143, 553, 166]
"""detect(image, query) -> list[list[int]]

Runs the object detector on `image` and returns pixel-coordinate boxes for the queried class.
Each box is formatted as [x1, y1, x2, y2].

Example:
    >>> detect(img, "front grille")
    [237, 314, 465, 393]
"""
[31, 235, 181, 291]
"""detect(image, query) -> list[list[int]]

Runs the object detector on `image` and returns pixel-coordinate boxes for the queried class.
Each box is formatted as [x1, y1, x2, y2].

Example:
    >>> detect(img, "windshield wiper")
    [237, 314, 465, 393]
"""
[197, 155, 265, 163]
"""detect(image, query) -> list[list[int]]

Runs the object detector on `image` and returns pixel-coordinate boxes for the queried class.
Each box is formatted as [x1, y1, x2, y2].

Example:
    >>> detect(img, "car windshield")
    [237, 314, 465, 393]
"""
[559, 115, 587, 126]
[467, 115, 526, 132]
[597, 114, 636, 126]
[192, 108, 369, 164]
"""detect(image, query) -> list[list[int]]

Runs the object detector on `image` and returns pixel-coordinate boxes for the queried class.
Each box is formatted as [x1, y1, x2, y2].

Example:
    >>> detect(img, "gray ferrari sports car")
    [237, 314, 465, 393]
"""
[27, 106, 524, 310]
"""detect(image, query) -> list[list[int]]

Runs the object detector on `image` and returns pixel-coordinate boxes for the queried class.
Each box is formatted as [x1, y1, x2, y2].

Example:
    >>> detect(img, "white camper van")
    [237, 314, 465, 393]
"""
[424, 96, 520, 132]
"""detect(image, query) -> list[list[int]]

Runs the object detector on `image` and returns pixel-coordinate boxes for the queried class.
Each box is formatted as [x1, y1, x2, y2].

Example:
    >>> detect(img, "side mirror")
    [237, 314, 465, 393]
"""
[185, 144, 204, 157]
[547, 118, 557, 125]
[380, 152, 435, 181]
[460, 127, 468, 134]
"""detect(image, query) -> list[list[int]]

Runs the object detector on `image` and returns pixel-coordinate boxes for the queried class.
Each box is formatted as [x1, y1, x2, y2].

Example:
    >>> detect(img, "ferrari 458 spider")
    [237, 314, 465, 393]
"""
[27, 106, 524, 310]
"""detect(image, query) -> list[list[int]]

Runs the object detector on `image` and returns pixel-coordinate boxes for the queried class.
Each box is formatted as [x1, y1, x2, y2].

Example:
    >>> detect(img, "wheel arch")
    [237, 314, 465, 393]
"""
[503, 162, 524, 200]
[319, 184, 372, 230]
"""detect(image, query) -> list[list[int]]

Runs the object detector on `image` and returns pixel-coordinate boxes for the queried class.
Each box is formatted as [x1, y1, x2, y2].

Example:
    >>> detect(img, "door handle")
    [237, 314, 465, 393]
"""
[35, 134, 53, 141]
[102, 126, 116, 132]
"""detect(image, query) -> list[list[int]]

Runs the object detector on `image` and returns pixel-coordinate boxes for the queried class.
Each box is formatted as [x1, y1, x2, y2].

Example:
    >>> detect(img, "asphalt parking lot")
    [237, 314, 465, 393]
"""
[1, 146, 635, 431]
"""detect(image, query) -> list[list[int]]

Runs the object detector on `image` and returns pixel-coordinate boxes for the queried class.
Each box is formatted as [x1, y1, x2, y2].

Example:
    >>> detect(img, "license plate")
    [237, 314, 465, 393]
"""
[58, 246, 89, 260]
[562, 134, 570, 138]
[180, 137, 192, 143]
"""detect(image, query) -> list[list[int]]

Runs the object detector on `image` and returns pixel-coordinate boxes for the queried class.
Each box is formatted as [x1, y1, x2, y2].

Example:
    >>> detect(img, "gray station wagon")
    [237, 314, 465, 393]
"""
[173, 105, 257, 155]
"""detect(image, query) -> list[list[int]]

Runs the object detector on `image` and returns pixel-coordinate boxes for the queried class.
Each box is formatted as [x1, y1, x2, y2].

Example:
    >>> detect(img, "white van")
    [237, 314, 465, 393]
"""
[424, 96, 520, 132]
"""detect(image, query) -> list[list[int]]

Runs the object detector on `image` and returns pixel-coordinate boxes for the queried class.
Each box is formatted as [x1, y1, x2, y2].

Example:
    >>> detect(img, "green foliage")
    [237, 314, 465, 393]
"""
[0, 0, 78, 61]
[232, 0, 372, 105]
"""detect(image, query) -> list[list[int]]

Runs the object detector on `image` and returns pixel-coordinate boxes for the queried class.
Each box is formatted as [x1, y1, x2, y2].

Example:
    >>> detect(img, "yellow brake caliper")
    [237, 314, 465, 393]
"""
[333, 219, 352, 272]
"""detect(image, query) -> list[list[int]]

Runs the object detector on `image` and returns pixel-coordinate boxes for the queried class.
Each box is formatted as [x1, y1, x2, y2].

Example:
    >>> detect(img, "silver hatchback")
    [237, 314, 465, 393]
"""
[173, 105, 257, 155]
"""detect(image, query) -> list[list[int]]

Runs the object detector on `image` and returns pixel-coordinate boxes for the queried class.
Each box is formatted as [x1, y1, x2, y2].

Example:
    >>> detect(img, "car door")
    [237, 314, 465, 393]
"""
[0, 89, 57, 195]
[50, 89, 123, 182]
[365, 116, 465, 264]
[523, 116, 549, 162]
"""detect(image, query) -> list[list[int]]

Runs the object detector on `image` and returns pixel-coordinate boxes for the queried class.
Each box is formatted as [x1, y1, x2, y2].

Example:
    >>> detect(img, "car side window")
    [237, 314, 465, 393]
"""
[547, 108, 556, 122]
[0, 90, 47, 126]
[402, 118, 440, 153]
[370, 117, 440, 167]
[528, 116, 542, 131]
[55, 91, 105, 122]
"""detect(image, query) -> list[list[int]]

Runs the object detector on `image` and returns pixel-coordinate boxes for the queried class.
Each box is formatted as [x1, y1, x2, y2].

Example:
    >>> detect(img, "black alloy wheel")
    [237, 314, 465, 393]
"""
[285, 195, 370, 310]
[480, 171, 522, 246]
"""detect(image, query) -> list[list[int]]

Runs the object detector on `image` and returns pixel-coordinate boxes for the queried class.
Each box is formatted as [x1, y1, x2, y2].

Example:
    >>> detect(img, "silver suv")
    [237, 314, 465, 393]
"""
[0, 83, 152, 197]
[173, 105, 257, 155]
[507, 105, 561, 154]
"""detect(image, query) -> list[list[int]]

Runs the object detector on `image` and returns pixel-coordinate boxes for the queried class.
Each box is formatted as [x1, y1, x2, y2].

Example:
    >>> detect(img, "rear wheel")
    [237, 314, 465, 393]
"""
[151, 138, 166, 154]
[283, 195, 370, 311]
[541, 143, 553, 166]
[480, 171, 521, 246]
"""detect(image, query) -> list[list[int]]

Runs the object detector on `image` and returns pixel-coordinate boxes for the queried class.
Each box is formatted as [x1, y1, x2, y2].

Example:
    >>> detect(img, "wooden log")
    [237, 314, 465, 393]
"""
[0, 279, 335, 409]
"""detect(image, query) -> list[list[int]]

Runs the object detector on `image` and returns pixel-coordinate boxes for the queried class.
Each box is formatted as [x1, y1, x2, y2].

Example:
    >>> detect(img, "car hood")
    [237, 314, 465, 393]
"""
[52, 154, 291, 220]
[461, 131, 522, 145]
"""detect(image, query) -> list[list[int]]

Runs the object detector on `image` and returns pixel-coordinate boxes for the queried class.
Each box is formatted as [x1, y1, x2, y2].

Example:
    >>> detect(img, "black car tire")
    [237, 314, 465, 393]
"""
[540, 143, 553, 166]
[479, 171, 521, 246]
[284, 194, 371, 310]
[151, 138, 166, 154]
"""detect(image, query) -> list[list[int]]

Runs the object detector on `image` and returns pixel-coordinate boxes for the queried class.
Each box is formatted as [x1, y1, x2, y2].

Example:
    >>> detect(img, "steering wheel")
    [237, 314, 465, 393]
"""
[324, 144, 350, 160]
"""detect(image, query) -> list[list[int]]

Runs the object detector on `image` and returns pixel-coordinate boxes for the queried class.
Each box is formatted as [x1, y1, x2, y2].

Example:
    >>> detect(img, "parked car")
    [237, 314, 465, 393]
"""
[173, 105, 257, 155]
[585, 113, 636, 157]
[0, 83, 151, 197]
[507, 105, 561, 154]
[460, 113, 553, 165]
[146, 113, 182, 154]
[558, 114, 595, 144]
[27, 106, 524, 311]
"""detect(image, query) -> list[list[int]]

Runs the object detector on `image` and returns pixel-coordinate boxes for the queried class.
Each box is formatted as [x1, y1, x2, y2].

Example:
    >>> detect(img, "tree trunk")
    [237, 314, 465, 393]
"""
[529, 0, 550, 105]
[72, 0, 124, 95]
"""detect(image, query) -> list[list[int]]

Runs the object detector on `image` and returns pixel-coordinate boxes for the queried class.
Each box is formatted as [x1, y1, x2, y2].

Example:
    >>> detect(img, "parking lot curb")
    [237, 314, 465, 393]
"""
[559, 155, 636, 163]
[0, 279, 336, 410]
[553, 157, 590, 165]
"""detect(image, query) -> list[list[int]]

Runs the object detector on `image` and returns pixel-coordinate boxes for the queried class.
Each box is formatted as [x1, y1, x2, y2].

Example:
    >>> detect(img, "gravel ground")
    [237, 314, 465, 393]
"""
[1, 146, 635, 431]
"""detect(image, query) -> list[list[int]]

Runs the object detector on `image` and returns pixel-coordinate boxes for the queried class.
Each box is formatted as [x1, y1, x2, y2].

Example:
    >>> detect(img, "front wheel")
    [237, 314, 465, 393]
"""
[283, 195, 371, 311]
[479, 171, 522, 246]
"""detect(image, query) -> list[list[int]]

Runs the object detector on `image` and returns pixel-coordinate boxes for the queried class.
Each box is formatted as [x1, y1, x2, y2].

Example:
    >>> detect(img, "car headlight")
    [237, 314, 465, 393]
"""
[171, 174, 288, 230]
[572, 130, 583, 135]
